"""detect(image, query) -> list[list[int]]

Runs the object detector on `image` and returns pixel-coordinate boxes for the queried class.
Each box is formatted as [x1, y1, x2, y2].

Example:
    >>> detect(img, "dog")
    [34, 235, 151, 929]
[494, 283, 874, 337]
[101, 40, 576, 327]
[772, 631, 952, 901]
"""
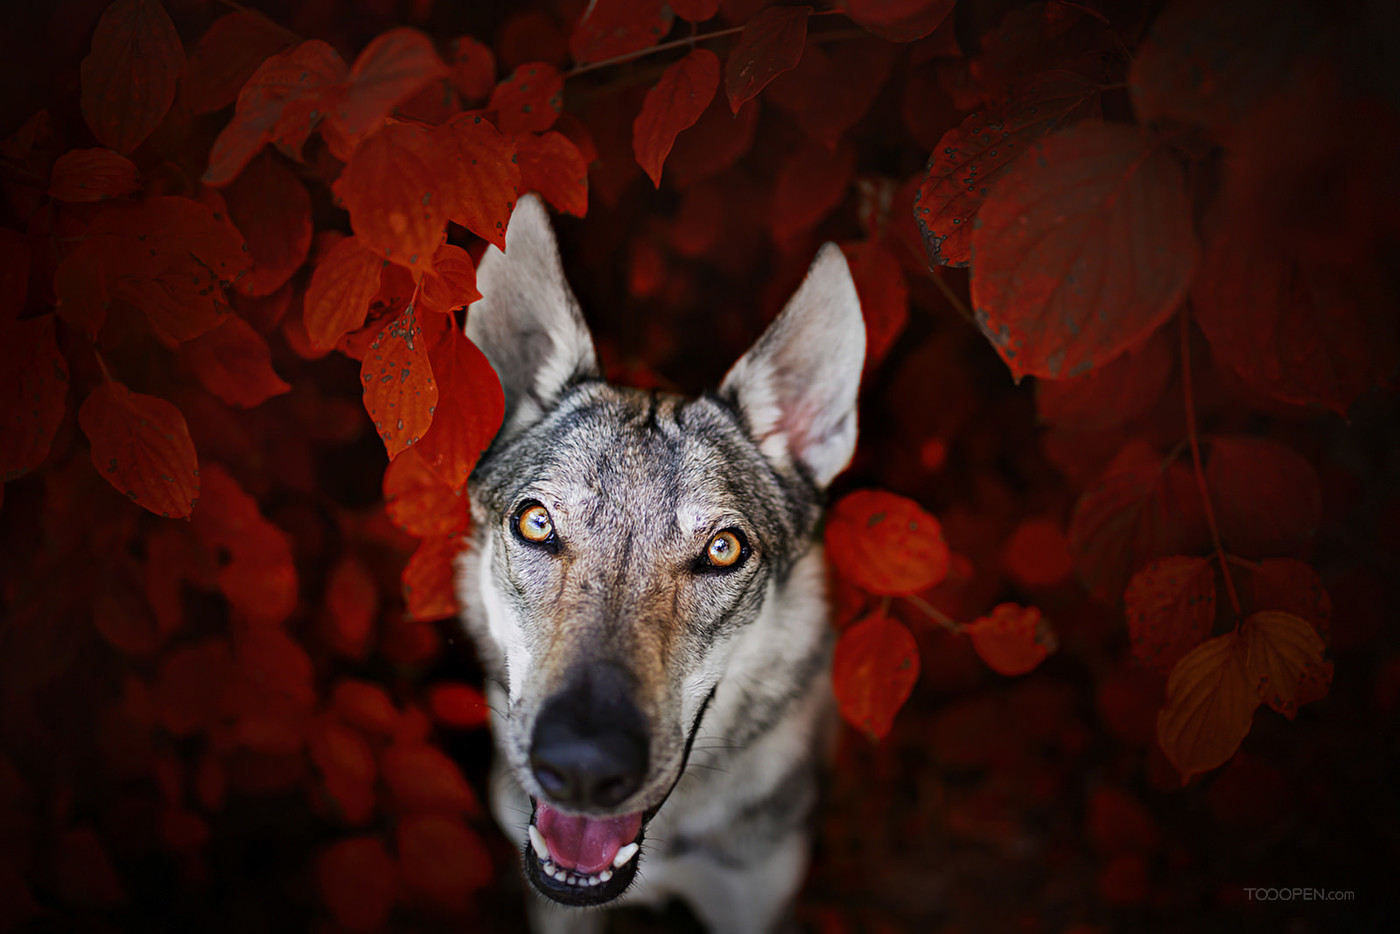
[456, 194, 865, 934]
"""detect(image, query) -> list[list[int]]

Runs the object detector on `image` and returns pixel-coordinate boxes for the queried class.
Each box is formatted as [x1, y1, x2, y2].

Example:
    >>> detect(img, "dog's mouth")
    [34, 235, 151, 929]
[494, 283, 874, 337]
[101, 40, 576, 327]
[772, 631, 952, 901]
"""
[523, 800, 644, 905]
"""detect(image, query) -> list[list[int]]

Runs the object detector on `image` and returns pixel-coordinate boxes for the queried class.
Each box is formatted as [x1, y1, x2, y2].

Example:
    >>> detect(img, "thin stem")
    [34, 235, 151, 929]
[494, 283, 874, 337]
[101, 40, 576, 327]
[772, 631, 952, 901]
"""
[929, 268, 974, 324]
[1055, 0, 1112, 26]
[1224, 554, 1260, 571]
[564, 25, 745, 78]
[1180, 309, 1241, 616]
[904, 594, 963, 634]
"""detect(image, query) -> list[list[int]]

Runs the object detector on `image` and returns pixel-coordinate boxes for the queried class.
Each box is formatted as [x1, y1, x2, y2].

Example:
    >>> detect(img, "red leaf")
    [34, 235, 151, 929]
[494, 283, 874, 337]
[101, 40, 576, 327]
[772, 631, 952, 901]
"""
[317, 836, 398, 932]
[1155, 631, 1258, 782]
[724, 5, 809, 113]
[428, 683, 490, 729]
[669, 0, 719, 22]
[825, 489, 950, 596]
[420, 243, 481, 315]
[1239, 609, 1331, 719]
[770, 140, 855, 245]
[840, 241, 907, 370]
[191, 463, 298, 624]
[965, 603, 1056, 676]
[415, 328, 504, 490]
[0, 316, 68, 482]
[383, 446, 469, 536]
[1067, 440, 1208, 603]
[1249, 558, 1330, 643]
[304, 236, 384, 351]
[0, 227, 30, 321]
[204, 40, 348, 186]
[79, 0, 184, 154]
[832, 612, 920, 740]
[92, 557, 161, 655]
[53, 826, 126, 907]
[402, 534, 464, 622]
[916, 70, 1100, 267]
[332, 27, 448, 142]
[1001, 516, 1075, 588]
[79, 380, 199, 518]
[47, 148, 139, 202]
[223, 152, 313, 297]
[517, 131, 589, 217]
[1124, 557, 1215, 673]
[1204, 436, 1320, 560]
[360, 301, 439, 459]
[181, 10, 294, 115]
[382, 740, 478, 813]
[434, 114, 520, 249]
[325, 556, 380, 660]
[569, 0, 673, 66]
[666, 95, 760, 188]
[970, 121, 1198, 380]
[331, 679, 401, 736]
[1087, 786, 1160, 855]
[845, 0, 955, 42]
[179, 314, 290, 408]
[395, 814, 493, 911]
[633, 49, 720, 187]
[447, 36, 496, 102]
[489, 62, 564, 134]
[155, 638, 232, 735]
[765, 39, 892, 148]
[1035, 323, 1174, 432]
[337, 124, 450, 274]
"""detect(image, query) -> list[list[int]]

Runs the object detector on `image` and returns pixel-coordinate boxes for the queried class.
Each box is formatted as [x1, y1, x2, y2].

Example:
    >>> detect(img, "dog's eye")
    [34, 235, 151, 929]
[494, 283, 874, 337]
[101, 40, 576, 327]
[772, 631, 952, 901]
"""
[515, 503, 555, 544]
[704, 530, 746, 570]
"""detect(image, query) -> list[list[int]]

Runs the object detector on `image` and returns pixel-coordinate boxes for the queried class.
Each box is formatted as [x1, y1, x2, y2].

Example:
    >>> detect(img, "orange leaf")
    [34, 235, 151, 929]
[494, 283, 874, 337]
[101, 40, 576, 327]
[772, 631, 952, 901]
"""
[325, 556, 380, 660]
[79, 380, 199, 518]
[0, 316, 68, 482]
[304, 236, 384, 351]
[181, 10, 294, 116]
[435, 114, 521, 249]
[360, 301, 439, 459]
[517, 131, 589, 217]
[1156, 631, 1258, 782]
[402, 534, 465, 622]
[825, 489, 949, 596]
[178, 314, 291, 408]
[633, 49, 719, 187]
[395, 814, 493, 911]
[223, 152, 313, 297]
[317, 836, 398, 932]
[415, 328, 504, 490]
[724, 5, 809, 113]
[337, 123, 450, 273]
[333, 27, 448, 141]
[381, 740, 478, 814]
[489, 62, 564, 135]
[1124, 557, 1216, 673]
[79, 0, 184, 154]
[1239, 610, 1331, 719]
[832, 612, 920, 740]
[969, 121, 1199, 380]
[965, 603, 1056, 676]
[47, 148, 139, 202]
[383, 446, 469, 536]
[427, 683, 490, 729]
[420, 243, 481, 316]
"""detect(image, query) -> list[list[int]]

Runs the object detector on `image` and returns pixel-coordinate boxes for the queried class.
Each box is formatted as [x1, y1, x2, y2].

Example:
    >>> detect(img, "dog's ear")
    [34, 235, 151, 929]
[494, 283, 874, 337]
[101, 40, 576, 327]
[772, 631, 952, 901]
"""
[466, 194, 599, 436]
[720, 244, 865, 489]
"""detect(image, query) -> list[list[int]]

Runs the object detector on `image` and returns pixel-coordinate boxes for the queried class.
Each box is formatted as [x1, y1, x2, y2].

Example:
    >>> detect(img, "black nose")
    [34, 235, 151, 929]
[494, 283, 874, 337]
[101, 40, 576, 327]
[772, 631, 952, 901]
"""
[530, 663, 649, 809]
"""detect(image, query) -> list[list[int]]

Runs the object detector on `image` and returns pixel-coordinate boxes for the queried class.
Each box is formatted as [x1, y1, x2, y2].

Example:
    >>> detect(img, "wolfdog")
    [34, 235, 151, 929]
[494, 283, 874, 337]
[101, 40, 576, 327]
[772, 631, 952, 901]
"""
[456, 194, 865, 934]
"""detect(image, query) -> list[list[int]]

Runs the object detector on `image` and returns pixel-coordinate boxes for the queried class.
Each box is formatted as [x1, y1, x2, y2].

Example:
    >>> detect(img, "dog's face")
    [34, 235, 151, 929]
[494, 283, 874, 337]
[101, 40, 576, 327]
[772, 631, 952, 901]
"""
[459, 196, 864, 907]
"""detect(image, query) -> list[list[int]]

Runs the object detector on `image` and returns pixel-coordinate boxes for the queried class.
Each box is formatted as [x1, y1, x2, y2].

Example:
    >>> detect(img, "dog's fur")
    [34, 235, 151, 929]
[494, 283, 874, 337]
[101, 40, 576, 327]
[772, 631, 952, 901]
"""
[456, 196, 865, 934]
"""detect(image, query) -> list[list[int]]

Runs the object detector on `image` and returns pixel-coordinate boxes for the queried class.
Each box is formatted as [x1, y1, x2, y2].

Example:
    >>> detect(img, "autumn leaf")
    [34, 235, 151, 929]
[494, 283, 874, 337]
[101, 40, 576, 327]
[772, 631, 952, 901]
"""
[845, 0, 955, 42]
[1249, 559, 1331, 643]
[833, 612, 921, 740]
[669, 0, 719, 22]
[402, 534, 465, 622]
[633, 49, 720, 187]
[317, 836, 398, 932]
[324, 556, 380, 661]
[1156, 631, 1258, 782]
[331, 679, 401, 736]
[178, 314, 291, 408]
[428, 683, 490, 729]
[965, 603, 1057, 676]
[490, 62, 564, 134]
[395, 814, 493, 911]
[383, 446, 469, 536]
[569, 0, 672, 65]
[970, 121, 1198, 380]
[180, 10, 294, 116]
[1035, 323, 1174, 432]
[337, 123, 450, 273]
[1124, 557, 1215, 673]
[332, 27, 448, 142]
[516, 131, 589, 217]
[724, 5, 809, 113]
[840, 240, 908, 371]
[223, 152, 313, 297]
[770, 140, 856, 245]
[47, 148, 139, 202]
[434, 114, 520, 249]
[0, 316, 68, 482]
[79, 0, 184, 154]
[420, 243, 481, 315]
[382, 741, 478, 813]
[1239, 610, 1331, 719]
[765, 39, 892, 148]
[1204, 436, 1321, 560]
[360, 301, 438, 459]
[190, 464, 298, 625]
[414, 328, 504, 490]
[79, 379, 199, 518]
[447, 35, 496, 101]
[304, 236, 385, 351]
[826, 489, 949, 596]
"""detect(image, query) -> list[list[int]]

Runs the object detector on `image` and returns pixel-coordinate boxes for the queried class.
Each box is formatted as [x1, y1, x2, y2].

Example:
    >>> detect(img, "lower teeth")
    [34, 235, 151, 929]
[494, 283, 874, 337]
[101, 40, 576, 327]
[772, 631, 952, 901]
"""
[537, 856, 615, 888]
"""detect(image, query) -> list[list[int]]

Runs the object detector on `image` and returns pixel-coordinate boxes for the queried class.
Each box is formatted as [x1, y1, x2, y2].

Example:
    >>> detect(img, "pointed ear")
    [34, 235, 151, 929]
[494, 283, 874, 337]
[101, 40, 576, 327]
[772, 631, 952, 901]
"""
[465, 194, 599, 436]
[720, 244, 866, 489]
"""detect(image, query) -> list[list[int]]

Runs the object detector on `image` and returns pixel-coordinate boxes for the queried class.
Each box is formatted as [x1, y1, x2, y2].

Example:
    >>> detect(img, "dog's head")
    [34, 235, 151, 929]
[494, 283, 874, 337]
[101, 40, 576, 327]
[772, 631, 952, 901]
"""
[460, 195, 864, 906]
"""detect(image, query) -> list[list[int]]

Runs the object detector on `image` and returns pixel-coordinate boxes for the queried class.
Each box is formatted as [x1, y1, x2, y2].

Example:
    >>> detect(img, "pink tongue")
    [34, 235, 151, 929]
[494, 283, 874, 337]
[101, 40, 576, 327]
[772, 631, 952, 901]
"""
[535, 803, 642, 876]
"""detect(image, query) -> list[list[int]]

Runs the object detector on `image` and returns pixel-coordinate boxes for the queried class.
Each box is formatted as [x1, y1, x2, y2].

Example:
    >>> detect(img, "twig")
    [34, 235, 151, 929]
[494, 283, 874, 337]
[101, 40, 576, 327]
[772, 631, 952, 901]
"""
[904, 594, 963, 634]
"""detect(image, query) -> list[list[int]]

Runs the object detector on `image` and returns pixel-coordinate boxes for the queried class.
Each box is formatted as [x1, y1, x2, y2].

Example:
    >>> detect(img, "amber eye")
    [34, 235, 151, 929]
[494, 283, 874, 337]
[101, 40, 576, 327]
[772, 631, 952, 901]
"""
[705, 530, 744, 569]
[516, 504, 554, 543]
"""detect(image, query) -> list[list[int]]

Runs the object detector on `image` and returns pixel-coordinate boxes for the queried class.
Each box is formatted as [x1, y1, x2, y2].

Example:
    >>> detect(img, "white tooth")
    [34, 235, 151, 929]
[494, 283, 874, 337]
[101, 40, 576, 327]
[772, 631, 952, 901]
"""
[528, 825, 550, 861]
[587, 876, 600, 887]
[552, 867, 568, 882]
[613, 843, 639, 868]
[599, 870, 612, 882]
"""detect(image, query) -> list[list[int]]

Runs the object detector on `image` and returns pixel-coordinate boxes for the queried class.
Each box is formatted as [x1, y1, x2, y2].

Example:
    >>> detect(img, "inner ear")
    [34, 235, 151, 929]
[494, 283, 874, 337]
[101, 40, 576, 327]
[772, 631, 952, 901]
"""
[465, 195, 599, 437]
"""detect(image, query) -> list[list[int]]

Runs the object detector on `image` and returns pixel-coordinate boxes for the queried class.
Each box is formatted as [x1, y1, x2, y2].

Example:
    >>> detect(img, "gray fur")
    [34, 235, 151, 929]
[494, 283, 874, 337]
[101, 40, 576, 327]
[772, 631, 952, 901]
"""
[456, 195, 865, 934]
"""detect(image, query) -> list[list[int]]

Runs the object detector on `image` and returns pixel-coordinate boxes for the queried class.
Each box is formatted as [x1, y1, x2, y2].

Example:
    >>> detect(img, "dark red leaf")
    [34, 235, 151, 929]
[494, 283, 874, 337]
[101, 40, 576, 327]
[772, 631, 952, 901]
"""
[489, 62, 564, 134]
[179, 314, 290, 408]
[382, 741, 478, 813]
[517, 131, 589, 217]
[331, 679, 401, 736]
[47, 148, 139, 202]
[1249, 558, 1330, 643]
[770, 140, 855, 245]
[965, 603, 1056, 676]
[633, 49, 719, 188]
[669, 0, 719, 22]
[415, 328, 504, 490]
[666, 95, 760, 188]
[428, 683, 490, 729]
[1204, 436, 1321, 560]
[1124, 556, 1215, 673]
[79, 0, 184, 153]
[569, 0, 673, 66]
[190, 463, 298, 624]
[0, 316, 68, 482]
[304, 236, 384, 351]
[324, 557, 380, 661]
[434, 114, 520, 249]
[447, 35, 496, 102]
[395, 814, 493, 910]
[845, 0, 956, 42]
[724, 5, 809, 113]
[402, 534, 464, 622]
[840, 241, 908, 371]
[223, 152, 313, 297]
[336, 123, 450, 274]
[79, 379, 199, 518]
[181, 10, 294, 116]
[420, 243, 481, 315]
[1034, 322, 1174, 432]
[333, 27, 448, 143]
[765, 39, 892, 148]
[317, 836, 397, 932]
[833, 612, 920, 740]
